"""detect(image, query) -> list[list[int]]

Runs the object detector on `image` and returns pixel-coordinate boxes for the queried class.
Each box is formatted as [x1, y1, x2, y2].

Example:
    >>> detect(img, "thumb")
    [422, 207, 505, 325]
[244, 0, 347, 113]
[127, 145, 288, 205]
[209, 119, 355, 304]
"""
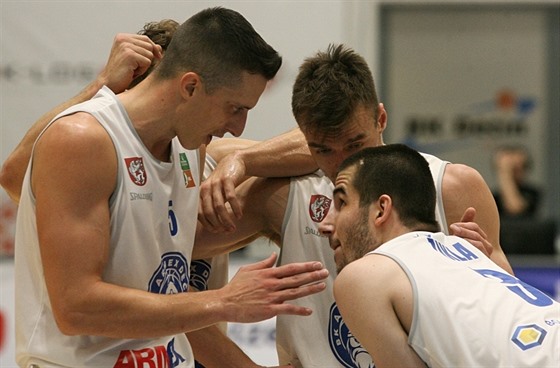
[460, 207, 476, 223]
[242, 252, 278, 271]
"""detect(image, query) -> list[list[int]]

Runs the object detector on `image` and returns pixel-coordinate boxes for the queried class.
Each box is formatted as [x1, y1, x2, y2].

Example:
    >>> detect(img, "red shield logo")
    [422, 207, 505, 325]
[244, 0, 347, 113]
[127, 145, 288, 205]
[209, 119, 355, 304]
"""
[308, 194, 332, 223]
[124, 157, 147, 186]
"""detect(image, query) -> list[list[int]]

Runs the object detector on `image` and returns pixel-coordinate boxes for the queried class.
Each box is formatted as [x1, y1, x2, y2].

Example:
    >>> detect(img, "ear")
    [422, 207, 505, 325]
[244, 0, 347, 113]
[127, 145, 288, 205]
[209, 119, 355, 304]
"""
[372, 194, 392, 226]
[180, 72, 200, 99]
[376, 103, 388, 134]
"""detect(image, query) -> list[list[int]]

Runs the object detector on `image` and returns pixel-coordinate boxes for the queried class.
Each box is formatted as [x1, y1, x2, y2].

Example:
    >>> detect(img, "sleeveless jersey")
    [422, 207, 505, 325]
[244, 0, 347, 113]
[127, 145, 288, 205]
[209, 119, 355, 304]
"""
[371, 231, 560, 367]
[15, 86, 199, 368]
[276, 153, 448, 368]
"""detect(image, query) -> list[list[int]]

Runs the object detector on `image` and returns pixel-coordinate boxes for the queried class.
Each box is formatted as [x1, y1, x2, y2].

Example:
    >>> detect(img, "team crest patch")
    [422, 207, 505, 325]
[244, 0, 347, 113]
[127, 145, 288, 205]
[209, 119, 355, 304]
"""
[309, 194, 332, 222]
[179, 153, 196, 188]
[125, 157, 147, 186]
[328, 303, 375, 368]
[148, 252, 190, 294]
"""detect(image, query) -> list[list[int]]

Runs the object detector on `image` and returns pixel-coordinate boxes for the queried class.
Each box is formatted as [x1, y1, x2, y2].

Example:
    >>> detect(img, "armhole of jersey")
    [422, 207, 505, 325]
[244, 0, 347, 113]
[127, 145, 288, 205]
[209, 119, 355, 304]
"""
[278, 177, 297, 265]
[436, 162, 449, 234]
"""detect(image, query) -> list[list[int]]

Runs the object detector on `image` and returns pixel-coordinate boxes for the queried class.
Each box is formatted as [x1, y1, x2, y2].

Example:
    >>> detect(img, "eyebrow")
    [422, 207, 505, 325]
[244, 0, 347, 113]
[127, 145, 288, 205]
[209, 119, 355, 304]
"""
[308, 133, 368, 149]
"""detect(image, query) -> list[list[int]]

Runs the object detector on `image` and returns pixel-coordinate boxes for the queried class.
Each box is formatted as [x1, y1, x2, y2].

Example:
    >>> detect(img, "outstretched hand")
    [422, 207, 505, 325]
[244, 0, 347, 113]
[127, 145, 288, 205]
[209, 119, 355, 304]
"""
[99, 33, 163, 94]
[199, 152, 247, 233]
[218, 253, 328, 323]
[449, 207, 493, 257]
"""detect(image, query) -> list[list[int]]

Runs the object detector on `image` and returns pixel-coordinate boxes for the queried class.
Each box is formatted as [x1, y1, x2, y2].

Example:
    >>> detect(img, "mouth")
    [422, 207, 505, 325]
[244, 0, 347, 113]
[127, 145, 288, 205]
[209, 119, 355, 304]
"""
[329, 239, 341, 252]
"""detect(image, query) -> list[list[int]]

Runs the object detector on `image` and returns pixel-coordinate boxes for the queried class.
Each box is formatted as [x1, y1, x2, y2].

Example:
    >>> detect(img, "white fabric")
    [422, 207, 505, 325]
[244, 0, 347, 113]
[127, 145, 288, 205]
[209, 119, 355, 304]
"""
[373, 231, 560, 368]
[15, 86, 199, 367]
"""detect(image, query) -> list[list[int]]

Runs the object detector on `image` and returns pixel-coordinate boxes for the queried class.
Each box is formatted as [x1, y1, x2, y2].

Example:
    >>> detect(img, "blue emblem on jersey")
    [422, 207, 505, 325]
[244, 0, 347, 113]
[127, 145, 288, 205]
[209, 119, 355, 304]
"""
[148, 252, 189, 294]
[511, 324, 547, 350]
[189, 259, 212, 291]
[328, 303, 375, 368]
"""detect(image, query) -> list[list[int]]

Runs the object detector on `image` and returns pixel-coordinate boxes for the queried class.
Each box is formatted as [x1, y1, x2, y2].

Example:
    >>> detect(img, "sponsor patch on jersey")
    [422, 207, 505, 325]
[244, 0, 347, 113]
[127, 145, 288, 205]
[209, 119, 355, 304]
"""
[125, 157, 147, 186]
[328, 302, 375, 368]
[309, 194, 332, 223]
[189, 259, 212, 291]
[179, 153, 196, 188]
[148, 252, 189, 294]
[113, 338, 185, 368]
[511, 324, 547, 350]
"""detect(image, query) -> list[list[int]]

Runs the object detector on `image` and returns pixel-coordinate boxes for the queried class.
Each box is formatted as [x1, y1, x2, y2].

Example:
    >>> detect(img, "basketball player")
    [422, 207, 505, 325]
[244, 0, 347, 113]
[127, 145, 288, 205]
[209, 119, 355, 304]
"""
[329, 144, 559, 367]
[8, 8, 329, 367]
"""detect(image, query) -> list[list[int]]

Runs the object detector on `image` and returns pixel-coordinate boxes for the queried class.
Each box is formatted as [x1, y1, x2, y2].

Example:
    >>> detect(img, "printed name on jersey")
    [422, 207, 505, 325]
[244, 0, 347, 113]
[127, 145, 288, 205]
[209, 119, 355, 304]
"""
[426, 235, 478, 262]
[113, 338, 185, 368]
[179, 153, 196, 188]
[309, 194, 332, 223]
[148, 252, 190, 294]
[189, 259, 212, 291]
[511, 324, 548, 350]
[328, 303, 375, 368]
[125, 157, 147, 186]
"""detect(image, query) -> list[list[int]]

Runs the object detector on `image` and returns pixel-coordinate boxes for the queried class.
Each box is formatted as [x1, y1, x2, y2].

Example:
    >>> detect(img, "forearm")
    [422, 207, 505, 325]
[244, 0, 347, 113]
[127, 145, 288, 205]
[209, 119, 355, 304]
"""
[187, 325, 262, 368]
[234, 128, 317, 178]
[54, 281, 229, 338]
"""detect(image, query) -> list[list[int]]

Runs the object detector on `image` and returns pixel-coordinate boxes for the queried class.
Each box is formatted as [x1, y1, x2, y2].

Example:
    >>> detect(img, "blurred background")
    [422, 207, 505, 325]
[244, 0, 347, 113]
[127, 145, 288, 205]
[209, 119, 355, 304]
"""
[1, 0, 559, 366]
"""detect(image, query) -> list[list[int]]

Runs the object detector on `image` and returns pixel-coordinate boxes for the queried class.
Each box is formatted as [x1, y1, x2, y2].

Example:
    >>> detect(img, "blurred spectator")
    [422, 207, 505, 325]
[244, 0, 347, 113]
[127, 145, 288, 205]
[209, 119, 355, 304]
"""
[492, 145, 541, 219]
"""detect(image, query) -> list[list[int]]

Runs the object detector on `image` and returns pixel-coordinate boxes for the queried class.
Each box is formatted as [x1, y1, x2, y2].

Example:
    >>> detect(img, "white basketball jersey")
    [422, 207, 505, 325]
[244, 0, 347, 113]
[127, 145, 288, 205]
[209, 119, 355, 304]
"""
[277, 153, 448, 368]
[372, 232, 560, 367]
[15, 86, 199, 367]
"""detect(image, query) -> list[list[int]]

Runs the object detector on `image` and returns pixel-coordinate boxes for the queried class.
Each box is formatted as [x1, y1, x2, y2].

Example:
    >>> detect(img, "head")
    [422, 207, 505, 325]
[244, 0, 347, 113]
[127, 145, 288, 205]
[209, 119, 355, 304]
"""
[152, 7, 282, 148]
[494, 144, 532, 183]
[320, 144, 440, 273]
[128, 19, 179, 89]
[292, 44, 387, 181]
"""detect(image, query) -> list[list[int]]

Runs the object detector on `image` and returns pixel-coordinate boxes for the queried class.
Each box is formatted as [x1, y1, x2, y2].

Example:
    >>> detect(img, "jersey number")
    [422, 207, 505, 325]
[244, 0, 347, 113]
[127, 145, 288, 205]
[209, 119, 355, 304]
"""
[474, 269, 553, 307]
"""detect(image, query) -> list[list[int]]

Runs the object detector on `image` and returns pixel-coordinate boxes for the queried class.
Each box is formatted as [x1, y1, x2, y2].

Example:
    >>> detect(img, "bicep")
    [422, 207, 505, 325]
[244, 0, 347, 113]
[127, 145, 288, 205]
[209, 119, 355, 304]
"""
[334, 257, 425, 368]
[442, 164, 512, 272]
[32, 116, 117, 311]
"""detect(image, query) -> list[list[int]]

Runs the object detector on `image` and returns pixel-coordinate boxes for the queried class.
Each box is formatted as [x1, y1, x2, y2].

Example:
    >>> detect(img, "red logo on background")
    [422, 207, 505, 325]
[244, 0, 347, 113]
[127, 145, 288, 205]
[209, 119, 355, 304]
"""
[124, 157, 147, 186]
[309, 194, 332, 223]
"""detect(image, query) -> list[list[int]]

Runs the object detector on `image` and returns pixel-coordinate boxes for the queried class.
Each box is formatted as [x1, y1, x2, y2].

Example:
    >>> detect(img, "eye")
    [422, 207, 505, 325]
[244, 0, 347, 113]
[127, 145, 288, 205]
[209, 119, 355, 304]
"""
[346, 142, 363, 152]
[314, 148, 332, 156]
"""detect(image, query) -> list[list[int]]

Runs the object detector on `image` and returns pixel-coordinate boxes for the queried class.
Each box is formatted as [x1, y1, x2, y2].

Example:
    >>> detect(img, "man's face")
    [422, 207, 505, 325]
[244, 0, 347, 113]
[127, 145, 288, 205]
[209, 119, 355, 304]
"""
[323, 165, 378, 273]
[301, 103, 386, 182]
[178, 71, 268, 149]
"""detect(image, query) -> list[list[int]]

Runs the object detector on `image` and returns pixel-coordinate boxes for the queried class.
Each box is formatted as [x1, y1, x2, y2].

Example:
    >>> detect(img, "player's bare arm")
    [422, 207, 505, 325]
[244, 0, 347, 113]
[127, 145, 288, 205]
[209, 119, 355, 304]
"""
[442, 163, 513, 274]
[334, 256, 426, 368]
[200, 129, 316, 232]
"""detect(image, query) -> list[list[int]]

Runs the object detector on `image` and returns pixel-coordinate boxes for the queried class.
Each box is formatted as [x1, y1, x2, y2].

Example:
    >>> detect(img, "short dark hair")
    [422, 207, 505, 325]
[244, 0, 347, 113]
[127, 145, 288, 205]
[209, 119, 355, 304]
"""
[339, 144, 439, 231]
[155, 7, 282, 93]
[292, 44, 379, 135]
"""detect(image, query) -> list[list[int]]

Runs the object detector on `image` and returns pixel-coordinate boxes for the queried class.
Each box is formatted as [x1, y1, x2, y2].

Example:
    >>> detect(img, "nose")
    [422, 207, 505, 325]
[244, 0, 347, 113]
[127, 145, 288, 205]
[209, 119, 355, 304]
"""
[228, 111, 248, 137]
[319, 205, 336, 237]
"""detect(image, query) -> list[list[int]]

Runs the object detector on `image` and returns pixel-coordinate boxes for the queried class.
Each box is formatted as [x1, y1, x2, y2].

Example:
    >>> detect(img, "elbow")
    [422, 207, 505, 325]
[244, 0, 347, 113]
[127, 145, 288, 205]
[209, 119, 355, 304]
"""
[51, 304, 89, 336]
[0, 160, 22, 204]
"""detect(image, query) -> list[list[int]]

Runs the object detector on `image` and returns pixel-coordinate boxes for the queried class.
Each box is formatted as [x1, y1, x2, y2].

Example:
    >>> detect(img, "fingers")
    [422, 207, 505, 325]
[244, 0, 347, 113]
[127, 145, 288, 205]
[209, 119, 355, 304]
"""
[239, 253, 278, 272]
[459, 207, 476, 223]
[199, 180, 236, 232]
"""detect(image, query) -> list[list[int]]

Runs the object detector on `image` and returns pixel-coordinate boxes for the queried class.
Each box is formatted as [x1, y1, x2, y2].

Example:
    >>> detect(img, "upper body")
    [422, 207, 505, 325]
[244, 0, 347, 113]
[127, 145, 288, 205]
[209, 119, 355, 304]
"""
[12, 8, 330, 367]
[327, 145, 559, 368]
